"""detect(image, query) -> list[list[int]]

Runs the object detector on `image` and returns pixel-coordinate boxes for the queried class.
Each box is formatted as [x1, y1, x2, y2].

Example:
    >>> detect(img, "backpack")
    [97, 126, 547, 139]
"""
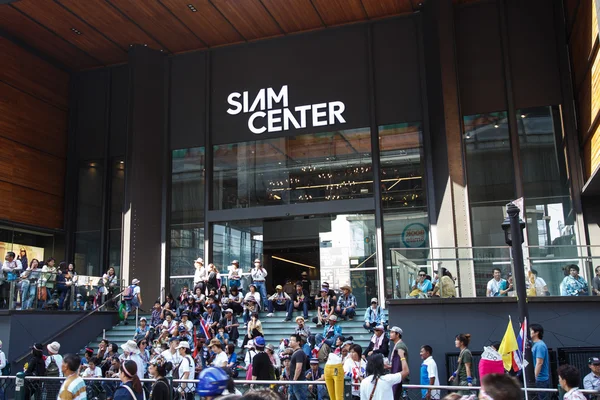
[46, 356, 60, 377]
[123, 285, 135, 301]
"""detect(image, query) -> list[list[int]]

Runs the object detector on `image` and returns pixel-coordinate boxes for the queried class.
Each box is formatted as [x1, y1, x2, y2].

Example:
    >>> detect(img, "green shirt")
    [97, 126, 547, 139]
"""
[457, 348, 473, 383]
[393, 341, 410, 382]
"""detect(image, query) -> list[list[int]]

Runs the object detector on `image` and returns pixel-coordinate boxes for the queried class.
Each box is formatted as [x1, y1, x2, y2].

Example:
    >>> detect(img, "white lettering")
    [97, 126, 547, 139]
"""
[329, 101, 346, 124]
[227, 92, 242, 115]
[312, 103, 327, 126]
[243, 91, 249, 113]
[283, 108, 301, 130]
[267, 85, 288, 109]
[295, 105, 311, 128]
[267, 109, 282, 132]
[248, 112, 266, 134]
[249, 89, 265, 113]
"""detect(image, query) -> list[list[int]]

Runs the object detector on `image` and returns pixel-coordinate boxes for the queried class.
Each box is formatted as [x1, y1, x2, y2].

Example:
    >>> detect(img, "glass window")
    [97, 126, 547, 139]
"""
[75, 161, 104, 277]
[212, 128, 372, 209]
[212, 220, 263, 274]
[108, 159, 125, 276]
[379, 122, 430, 300]
[463, 112, 515, 296]
[169, 148, 205, 295]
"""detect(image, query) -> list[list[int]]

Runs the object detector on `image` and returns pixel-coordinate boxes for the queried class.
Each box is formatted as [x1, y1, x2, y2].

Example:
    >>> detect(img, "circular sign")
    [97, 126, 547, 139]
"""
[401, 223, 428, 248]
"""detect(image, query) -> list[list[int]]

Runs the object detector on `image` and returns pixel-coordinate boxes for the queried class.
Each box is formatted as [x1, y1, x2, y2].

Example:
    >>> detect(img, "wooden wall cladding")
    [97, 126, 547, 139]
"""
[570, 0, 600, 179]
[0, 40, 68, 229]
[0, 38, 69, 109]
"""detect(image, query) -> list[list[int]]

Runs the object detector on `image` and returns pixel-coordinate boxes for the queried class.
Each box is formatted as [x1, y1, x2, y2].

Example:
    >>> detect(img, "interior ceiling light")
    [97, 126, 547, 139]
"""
[187, 4, 198, 12]
[494, 123, 499, 128]
[71, 28, 82, 35]
[521, 114, 526, 118]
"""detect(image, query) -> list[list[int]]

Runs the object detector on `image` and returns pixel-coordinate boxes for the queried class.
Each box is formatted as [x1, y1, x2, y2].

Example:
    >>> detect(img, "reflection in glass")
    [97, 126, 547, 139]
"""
[212, 128, 372, 209]
[212, 220, 263, 275]
[109, 159, 125, 277]
[378, 122, 429, 300]
[463, 112, 515, 296]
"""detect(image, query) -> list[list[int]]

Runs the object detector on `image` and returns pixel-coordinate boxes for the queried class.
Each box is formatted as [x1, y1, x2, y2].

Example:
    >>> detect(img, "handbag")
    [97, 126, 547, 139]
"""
[37, 287, 47, 301]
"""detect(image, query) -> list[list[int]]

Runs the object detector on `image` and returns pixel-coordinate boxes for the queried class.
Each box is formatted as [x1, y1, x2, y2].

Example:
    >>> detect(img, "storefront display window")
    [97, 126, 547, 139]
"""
[212, 128, 372, 209]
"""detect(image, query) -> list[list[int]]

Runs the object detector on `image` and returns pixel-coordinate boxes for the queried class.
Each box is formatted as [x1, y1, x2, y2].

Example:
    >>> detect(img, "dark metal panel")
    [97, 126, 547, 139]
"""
[372, 15, 422, 125]
[75, 69, 109, 160]
[507, 0, 562, 109]
[170, 51, 207, 150]
[455, 1, 506, 115]
[206, 197, 375, 222]
[204, 51, 213, 262]
[210, 24, 370, 145]
[109, 65, 129, 157]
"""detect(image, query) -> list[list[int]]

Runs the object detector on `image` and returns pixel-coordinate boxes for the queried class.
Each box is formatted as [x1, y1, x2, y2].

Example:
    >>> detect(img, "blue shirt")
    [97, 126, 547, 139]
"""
[532, 340, 550, 382]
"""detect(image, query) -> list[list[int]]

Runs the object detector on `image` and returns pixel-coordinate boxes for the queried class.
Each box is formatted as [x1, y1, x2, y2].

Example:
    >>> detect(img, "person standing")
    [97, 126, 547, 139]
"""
[344, 344, 366, 400]
[123, 278, 142, 325]
[0, 340, 6, 400]
[113, 360, 144, 400]
[228, 260, 242, 289]
[2, 251, 22, 308]
[530, 323, 550, 400]
[387, 326, 409, 400]
[419, 345, 440, 400]
[193, 258, 206, 293]
[46, 341, 64, 376]
[174, 341, 195, 400]
[360, 353, 407, 400]
[252, 336, 274, 381]
[583, 356, 600, 392]
[289, 333, 309, 400]
[250, 258, 268, 310]
[592, 266, 600, 296]
[448, 333, 473, 394]
[20, 259, 41, 310]
[58, 354, 87, 400]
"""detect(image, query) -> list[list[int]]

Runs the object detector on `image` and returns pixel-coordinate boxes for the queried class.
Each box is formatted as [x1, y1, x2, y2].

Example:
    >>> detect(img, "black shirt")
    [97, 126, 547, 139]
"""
[290, 349, 307, 381]
[150, 377, 170, 400]
[252, 351, 274, 380]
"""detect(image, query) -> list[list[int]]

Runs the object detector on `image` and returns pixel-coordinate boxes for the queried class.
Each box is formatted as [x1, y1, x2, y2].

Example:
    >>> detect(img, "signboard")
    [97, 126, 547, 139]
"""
[401, 223, 428, 248]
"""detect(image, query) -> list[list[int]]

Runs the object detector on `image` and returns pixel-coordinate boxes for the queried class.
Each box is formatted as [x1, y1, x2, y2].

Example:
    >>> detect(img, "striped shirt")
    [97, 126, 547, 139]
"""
[58, 373, 87, 400]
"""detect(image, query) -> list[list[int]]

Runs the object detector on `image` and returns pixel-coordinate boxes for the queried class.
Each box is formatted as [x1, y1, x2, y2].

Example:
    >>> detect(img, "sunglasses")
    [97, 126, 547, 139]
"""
[419, 274, 426, 277]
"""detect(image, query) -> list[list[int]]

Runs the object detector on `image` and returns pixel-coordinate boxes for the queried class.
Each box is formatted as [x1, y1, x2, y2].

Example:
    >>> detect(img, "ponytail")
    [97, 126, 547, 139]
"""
[121, 360, 143, 393]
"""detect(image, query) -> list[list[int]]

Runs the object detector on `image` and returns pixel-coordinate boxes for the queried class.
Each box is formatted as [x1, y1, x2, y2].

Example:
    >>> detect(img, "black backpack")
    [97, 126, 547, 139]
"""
[46, 356, 60, 377]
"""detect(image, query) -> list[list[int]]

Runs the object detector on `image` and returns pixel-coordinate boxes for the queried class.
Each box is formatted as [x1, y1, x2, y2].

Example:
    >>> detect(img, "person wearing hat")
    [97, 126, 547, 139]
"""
[363, 297, 387, 333]
[251, 336, 274, 381]
[243, 286, 260, 326]
[307, 357, 326, 400]
[388, 326, 410, 399]
[265, 343, 281, 373]
[295, 316, 312, 342]
[300, 271, 311, 294]
[46, 341, 64, 377]
[209, 339, 228, 368]
[362, 325, 390, 360]
[336, 285, 357, 320]
[285, 281, 309, 322]
[314, 314, 343, 355]
[583, 356, 600, 392]
[123, 278, 142, 325]
[174, 341, 195, 398]
[218, 308, 240, 342]
[250, 258, 268, 310]
[228, 260, 242, 289]
[121, 339, 145, 380]
[267, 284, 291, 317]
[193, 257, 206, 293]
[313, 287, 335, 327]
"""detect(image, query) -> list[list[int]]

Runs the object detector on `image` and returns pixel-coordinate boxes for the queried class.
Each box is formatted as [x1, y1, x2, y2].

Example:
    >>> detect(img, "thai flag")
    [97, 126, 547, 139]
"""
[199, 316, 212, 340]
[513, 317, 526, 372]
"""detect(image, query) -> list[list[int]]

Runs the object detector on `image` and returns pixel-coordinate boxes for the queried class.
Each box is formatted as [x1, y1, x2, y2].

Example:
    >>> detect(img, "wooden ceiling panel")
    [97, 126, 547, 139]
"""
[260, 0, 324, 32]
[59, 0, 164, 51]
[12, 0, 126, 65]
[361, 0, 413, 19]
[159, 0, 244, 46]
[311, 0, 368, 26]
[108, 0, 206, 52]
[212, 0, 283, 40]
[0, 5, 99, 69]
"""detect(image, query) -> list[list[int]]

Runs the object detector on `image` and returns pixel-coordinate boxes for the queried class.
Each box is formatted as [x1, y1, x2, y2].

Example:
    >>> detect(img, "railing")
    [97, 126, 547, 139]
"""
[0, 375, 598, 400]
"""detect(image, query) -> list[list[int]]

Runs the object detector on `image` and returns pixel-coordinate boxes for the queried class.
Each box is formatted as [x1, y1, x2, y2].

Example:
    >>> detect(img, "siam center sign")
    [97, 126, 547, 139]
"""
[226, 85, 346, 134]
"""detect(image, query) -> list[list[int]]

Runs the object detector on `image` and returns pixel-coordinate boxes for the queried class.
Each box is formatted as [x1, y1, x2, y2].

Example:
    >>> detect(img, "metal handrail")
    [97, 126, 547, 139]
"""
[13, 289, 126, 365]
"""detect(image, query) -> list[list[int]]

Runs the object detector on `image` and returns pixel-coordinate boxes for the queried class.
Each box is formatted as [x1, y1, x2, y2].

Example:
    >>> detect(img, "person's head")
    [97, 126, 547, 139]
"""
[365, 353, 385, 379]
[196, 367, 230, 397]
[89, 357, 99, 370]
[296, 316, 305, 327]
[169, 337, 180, 350]
[480, 374, 521, 400]
[111, 356, 121, 369]
[230, 286, 238, 295]
[165, 313, 172, 322]
[420, 345, 433, 360]
[107, 266, 115, 275]
[166, 293, 174, 301]
[373, 325, 385, 337]
[350, 344, 362, 361]
[19, 248, 27, 258]
[153, 301, 161, 310]
[254, 258, 261, 267]
[588, 357, 600, 375]
[370, 298, 378, 308]
[390, 326, 403, 341]
[530, 323, 544, 340]
[62, 353, 81, 375]
[335, 336, 345, 347]
[84, 347, 94, 359]
[328, 315, 338, 325]
[275, 285, 283, 293]
[210, 339, 223, 353]
[132, 278, 140, 286]
[5, 251, 15, 261]
[99, 339, 109, 349]
[137, 338, 148, 350]
[249, 284, 256, 293]
[301, 271, 308, 278]
[176, 341, 191, 355]
[567, 264, 580, 277]
[557, 364, 581, 391]
[148, 358, 169, 378]
[109, 343, 118, 354]
[281, 355, 290, 367]
[47, 257, 55, 267]
[493, 268, 502, 280]
[140, 317, 147, 326]
[441, 267, 453, 279]
[418, 269, 427, 280]
[341, 285, 351, 295]
[120, 360, 142, 392]
[226, 343, 235, 355]
[68, 263, 75, 272]
[455, 333, 471, 348]
[29, 258, 39, 268]
[310, 358, 319, 370]
[295, 282, 303, 292]
[530, 269, 538, 277]
[220, 284, 228, 294]
[290, 334, 302, 350]
[47, 341, 61, 355]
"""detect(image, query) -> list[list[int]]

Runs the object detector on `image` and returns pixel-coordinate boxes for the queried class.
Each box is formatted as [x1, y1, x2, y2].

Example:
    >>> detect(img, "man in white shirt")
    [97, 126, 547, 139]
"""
[419, 345, 440, 399]
[250, 258, 268, 310]
[583, 357, 600, 392]
[161, 337, 183, 366]
[45, 341, 64, 377]
[486, 268, 510, 297]
[121, 340, 144, 380]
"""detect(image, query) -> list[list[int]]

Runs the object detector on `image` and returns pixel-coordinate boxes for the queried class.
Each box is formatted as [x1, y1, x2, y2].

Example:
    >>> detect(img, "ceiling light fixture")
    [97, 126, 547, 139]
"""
[187, 4, 198, 12]
[494, 123, 499, 128]
[71, 28, 82, 35]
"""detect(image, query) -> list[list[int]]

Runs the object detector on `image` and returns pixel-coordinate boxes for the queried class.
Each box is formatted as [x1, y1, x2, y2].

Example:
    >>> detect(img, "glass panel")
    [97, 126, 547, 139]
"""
[212, 220, 263, 275]
[464, 111, 515, 296]
[110, 158, 125, 229]
[171, 147, 205, 225]
[76, 161, 104, 231]
[74, 231, 102, 276]
[108, 229, 122, 277]
[213, 128, 372, 209]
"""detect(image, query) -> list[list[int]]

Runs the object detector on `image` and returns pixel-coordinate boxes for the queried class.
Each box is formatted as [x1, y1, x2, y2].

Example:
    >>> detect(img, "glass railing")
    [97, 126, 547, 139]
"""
[386, 245, 600, 300]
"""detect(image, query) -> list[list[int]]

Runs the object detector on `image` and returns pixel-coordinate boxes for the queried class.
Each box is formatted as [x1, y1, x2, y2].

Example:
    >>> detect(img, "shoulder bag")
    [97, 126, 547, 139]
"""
[369, 378, 379, 400]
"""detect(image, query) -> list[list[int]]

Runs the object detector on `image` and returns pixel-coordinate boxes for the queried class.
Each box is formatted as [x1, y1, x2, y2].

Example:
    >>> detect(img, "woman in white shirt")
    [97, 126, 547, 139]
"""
[360, 352, 408, 400]
[343, 344, 367, 398]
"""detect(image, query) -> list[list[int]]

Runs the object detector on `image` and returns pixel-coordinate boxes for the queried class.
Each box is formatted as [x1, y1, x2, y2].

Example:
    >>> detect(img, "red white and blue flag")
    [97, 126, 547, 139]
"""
[199, 316, 212, 340]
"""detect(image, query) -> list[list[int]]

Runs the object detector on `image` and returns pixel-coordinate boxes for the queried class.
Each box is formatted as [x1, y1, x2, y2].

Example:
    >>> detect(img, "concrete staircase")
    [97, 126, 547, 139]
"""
[83, 308, 384, 354]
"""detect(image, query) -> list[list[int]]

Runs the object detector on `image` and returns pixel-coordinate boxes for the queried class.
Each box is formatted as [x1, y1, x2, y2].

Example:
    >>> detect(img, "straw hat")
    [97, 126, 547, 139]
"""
[340, 285, 352, 292]
[121, 340, 139, 354]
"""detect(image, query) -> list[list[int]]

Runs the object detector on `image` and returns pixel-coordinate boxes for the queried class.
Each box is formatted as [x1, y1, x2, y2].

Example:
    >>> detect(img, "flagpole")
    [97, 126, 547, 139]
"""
[521, 317, 529, 400]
